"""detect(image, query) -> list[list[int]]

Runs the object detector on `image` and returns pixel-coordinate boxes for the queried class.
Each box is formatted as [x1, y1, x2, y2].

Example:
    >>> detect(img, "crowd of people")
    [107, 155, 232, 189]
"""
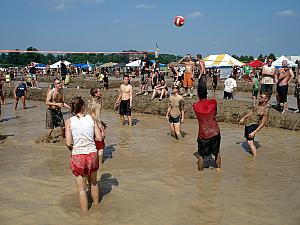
[1, 53, 300, 214]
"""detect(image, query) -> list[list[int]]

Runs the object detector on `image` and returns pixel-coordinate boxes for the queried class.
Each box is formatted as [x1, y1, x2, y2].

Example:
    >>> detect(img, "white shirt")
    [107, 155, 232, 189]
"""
[224, 78, 237, 93]
[261, 65, 275, 85]
[70, 115, 97, 155]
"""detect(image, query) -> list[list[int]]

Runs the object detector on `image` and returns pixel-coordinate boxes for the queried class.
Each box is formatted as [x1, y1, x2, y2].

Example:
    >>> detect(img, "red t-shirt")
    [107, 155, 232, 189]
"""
[192, 99, 220, 139]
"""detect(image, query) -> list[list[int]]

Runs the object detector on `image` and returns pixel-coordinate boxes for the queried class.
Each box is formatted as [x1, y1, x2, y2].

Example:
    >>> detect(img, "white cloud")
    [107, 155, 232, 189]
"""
[135, 4, 156, 9]
[187, 11, 203, 18]
[255, 37, 272, 43]
[276, 10, 295, 16]
[35, 0, 110, 11]
[129, 24, 139, 28]
[55, 2, 67, 10]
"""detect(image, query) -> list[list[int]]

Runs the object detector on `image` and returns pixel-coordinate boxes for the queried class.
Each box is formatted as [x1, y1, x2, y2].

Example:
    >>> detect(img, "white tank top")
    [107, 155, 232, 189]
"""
[70, 115, 97, 155]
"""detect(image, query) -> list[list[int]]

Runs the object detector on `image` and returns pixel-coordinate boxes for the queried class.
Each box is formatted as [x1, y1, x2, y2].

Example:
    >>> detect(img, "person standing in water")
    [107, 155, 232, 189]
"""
[115, 75, 133, 126]
[87, 87, 106, 168]
[45, 78, 71, 139]
[193, 87, 221, 171]
[14, 78, 28, 110]
[65, 97, 102, 214]
[165, 85, 184, 140]
[239, 93, 269, 157]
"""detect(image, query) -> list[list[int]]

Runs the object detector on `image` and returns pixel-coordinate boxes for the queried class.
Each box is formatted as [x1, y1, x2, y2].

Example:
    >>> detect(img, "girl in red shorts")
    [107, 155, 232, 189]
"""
[65, 97, 103, 213]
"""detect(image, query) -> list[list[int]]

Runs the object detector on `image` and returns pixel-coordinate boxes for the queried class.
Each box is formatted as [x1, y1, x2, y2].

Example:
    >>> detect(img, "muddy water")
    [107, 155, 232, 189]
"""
[0, 100, 299, 225]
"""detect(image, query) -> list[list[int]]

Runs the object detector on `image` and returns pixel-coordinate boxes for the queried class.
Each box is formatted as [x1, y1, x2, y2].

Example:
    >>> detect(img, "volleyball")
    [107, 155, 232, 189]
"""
[174, 16, 185, 27]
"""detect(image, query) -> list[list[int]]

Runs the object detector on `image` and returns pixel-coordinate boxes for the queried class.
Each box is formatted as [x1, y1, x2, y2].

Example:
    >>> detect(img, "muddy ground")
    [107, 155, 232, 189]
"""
[5, 87, 300, 131]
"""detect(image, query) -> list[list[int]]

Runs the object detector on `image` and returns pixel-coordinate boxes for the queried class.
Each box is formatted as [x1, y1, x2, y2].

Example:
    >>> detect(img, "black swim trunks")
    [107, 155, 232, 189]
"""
[244, 124, 258, 141]
[277, 85, 288, 103]
[46, 108, 65, 129]
[168, 115, 181, 124]
[197, 134, 221, 157]
[119, 99, 131, 116]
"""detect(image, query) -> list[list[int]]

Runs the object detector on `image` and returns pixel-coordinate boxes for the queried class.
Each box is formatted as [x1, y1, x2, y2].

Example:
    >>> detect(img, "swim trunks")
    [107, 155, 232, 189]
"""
[119, 99, 131, 116]
[70, 152, 99, 177]
[183, 72, 193, 88]
[244, 124, 258, 141]
[46, 108, 65, 129]
[197, 134, 221, 157]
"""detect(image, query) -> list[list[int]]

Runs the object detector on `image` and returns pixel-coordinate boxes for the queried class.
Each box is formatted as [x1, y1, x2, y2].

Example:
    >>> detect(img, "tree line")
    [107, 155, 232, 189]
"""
[0, 47, 277, 67]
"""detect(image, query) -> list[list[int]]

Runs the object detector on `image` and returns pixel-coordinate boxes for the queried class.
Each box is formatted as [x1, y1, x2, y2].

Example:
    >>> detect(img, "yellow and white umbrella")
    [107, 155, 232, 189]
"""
[204, 54, 244, 68]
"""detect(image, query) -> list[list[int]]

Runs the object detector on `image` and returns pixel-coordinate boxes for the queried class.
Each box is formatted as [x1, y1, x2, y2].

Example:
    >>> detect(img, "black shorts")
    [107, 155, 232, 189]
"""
[244, 124, 258, 141]
[198, 75, 207, 89]
[212, 78, 218, 87]
[197, 134, 221, 157]
[252, 89, 258, 97]
[168, 115, 181, 124]
[119, 99, 131, 116]
[61, 75, 66, 82]
[16, 91, 25, 98]
[277, 85, 288, 103]
[223, 91, 233, 99]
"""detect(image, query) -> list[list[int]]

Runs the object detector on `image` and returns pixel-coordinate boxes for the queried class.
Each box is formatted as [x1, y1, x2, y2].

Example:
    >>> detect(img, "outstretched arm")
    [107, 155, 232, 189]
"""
[248, 112, 269, 138]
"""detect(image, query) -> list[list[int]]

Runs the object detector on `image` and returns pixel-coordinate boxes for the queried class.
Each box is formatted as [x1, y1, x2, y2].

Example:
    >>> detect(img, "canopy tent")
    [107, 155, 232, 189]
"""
[50, 60, 71, 69]
[204, 54, 244, 68]
[74, 63, 90, 69]
[100, 62, 117, 68]
[248, 59, 264, 68]
[114, 62, 127, 68]
[35, 63, 46, 69]
[126, 60, 141, 67]
[150, 60, 167, 67]
[272, 55, 297, 68]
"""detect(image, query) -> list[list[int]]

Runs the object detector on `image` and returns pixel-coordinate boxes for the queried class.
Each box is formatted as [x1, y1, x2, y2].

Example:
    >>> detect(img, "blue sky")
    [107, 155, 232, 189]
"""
[0, 0, 299, 57]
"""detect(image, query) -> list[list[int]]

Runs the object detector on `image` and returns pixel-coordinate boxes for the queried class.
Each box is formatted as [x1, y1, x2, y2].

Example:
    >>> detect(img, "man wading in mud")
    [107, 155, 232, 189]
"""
[46, 78, 71, 139]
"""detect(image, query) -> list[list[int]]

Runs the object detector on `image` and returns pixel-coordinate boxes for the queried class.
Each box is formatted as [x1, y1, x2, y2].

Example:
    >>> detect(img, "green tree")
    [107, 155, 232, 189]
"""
[267, 53, 276, 61]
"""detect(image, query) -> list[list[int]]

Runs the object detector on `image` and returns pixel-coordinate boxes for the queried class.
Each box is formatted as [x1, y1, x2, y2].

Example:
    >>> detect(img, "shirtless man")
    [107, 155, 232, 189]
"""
[195, 54, 206, 89]
[46, 78, 71, 139]
[115, 75, 133, 126]
[179, 54, 195, 98]
[275, 60, 294, 114]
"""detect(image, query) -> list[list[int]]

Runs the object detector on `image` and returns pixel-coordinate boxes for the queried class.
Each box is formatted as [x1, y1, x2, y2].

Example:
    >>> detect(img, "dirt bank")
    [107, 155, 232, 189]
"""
[38, 76, 296, 94]
[5, 87, 300, 131]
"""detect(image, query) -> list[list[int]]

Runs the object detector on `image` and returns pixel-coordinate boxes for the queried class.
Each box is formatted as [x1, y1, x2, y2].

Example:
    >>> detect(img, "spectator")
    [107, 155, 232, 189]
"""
[151, 79, 168, 100]
[223, 75, 237, 99]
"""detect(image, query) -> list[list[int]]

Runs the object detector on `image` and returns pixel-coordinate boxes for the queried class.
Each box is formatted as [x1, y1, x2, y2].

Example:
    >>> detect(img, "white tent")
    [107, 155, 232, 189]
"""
[204, 54, 244, 68]
[126, 60, 141, 67]
[272, 55, 297, 67]
[50, 60, 71, 69]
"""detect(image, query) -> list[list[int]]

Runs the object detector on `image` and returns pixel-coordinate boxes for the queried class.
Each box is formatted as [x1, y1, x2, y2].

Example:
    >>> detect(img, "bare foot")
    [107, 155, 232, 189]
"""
[215, 168, 221, 172]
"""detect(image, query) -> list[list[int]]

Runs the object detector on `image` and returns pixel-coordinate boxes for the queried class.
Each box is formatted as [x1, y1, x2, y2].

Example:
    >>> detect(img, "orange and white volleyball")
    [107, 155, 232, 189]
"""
[174, 16, 185, 27]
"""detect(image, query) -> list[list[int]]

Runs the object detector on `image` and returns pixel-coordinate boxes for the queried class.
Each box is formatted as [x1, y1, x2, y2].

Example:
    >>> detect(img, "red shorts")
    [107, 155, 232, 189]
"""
[95, 140, 105, 151]
[70, 152, 99, 177]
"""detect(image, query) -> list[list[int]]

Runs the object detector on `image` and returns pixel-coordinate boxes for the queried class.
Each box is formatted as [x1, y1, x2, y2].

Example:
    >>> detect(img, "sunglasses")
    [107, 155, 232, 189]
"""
[55, 82, 61, 85]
